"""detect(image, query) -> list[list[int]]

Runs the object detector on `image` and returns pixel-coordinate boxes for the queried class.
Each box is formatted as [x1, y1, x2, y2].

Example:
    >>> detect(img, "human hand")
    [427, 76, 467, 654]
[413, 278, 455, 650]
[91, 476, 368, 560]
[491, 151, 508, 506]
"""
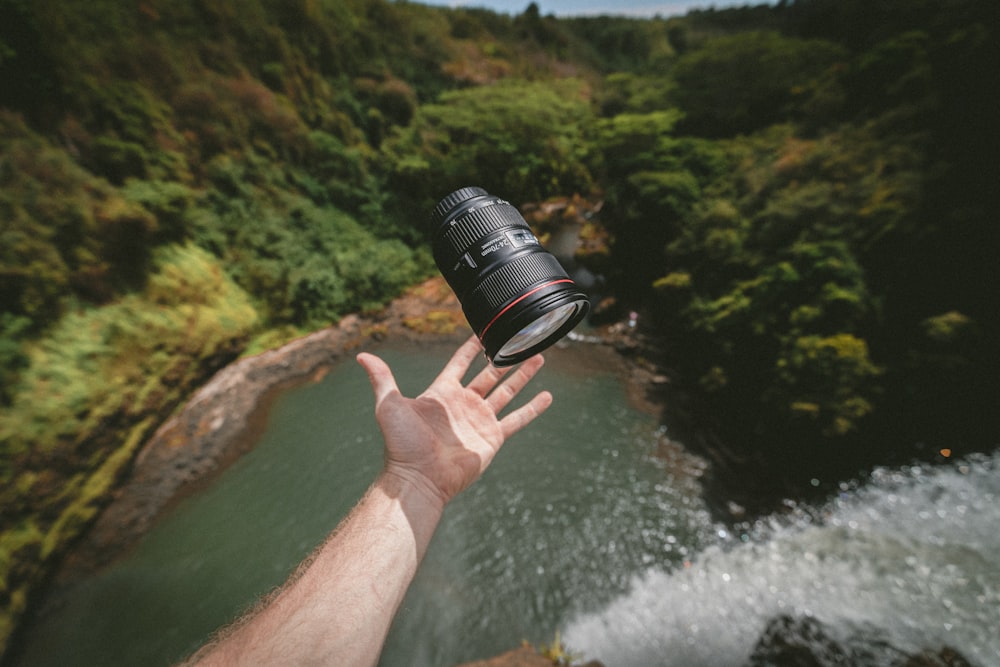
[356, 336, 552, 509]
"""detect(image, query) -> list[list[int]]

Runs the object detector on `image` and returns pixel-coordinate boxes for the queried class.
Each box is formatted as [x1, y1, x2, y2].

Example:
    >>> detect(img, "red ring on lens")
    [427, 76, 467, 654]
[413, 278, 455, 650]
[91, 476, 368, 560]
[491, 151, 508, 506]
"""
[477, 279, 574, 341]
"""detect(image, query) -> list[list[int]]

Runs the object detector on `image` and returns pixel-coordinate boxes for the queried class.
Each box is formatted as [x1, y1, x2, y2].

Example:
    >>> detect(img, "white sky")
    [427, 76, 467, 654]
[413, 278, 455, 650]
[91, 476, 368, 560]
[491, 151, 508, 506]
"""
[410, 0, 763, 18]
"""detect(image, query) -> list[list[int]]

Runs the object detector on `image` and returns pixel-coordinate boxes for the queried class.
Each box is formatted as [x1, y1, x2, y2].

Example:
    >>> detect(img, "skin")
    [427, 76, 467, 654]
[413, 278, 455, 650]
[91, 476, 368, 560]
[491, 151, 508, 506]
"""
[184, 336, 552, 666]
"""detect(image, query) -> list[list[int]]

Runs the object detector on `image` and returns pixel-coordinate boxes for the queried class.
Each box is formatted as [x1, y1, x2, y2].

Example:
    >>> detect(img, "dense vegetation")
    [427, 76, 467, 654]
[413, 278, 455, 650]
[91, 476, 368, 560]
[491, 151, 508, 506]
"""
[590, 0, 999, 493]
[1, 0, 996, 657]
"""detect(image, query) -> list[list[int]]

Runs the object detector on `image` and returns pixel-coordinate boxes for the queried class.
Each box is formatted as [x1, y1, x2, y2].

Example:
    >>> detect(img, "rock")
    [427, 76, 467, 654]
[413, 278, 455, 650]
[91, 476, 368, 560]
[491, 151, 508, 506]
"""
[898, 647, 974, 667]
[454, 644, 604, 667]
[454, 646, 555, 667]
[747, 615, 852, 666]
[746, 615, 974, 667]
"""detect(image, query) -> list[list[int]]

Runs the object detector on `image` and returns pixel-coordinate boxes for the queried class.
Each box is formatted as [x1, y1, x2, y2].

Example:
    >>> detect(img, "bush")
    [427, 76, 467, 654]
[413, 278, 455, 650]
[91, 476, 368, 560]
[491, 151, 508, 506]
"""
[192, 183, 431, 328]
[0, 243, 260, 655]
[386, 78, 596, 211]
[670, 31, 848, 136]
[0, 113, 169, 318]
[0, 314, 30, 404]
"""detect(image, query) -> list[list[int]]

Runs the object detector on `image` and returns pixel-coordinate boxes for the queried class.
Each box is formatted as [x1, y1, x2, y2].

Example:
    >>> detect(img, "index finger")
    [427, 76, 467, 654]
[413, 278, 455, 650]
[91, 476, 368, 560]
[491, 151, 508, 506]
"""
[434, 335, 485, 384]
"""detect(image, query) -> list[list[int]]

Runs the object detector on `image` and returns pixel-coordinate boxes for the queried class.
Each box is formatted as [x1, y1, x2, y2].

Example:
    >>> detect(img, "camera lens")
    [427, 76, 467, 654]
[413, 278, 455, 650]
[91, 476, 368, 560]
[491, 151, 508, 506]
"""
[431, 186, 590, 366]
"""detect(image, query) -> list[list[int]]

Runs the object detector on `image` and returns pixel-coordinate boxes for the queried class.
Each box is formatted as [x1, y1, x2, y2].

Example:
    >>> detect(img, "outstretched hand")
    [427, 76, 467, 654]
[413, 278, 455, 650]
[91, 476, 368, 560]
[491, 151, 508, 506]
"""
[356, 336, 552, 509]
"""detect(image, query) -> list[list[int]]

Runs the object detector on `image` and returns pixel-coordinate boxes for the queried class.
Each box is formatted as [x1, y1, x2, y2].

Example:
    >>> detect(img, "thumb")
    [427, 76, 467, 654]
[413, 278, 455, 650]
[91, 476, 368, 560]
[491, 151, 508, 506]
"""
[356, 352, 400, 407]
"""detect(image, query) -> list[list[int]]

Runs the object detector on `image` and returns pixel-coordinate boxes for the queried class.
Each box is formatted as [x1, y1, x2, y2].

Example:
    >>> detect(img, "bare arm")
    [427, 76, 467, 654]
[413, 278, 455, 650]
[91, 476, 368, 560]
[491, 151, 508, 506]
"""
[186, 336, 552, 666]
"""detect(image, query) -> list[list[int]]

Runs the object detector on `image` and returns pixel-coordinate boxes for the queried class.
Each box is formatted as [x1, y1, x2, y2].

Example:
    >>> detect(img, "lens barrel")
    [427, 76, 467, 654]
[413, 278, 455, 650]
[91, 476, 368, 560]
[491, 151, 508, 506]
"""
[432, 187, 590, 366]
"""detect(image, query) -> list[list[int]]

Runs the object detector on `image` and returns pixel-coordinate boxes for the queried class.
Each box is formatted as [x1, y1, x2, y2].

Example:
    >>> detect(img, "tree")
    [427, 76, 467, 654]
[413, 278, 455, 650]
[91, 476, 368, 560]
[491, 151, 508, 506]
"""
[670, 31, 847, 136]
[386, 78, 595, 214]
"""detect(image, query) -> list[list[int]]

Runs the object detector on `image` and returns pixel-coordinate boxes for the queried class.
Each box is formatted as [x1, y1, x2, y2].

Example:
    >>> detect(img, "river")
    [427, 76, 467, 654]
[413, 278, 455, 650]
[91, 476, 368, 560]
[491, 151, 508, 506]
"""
[7, 340, 999, 666]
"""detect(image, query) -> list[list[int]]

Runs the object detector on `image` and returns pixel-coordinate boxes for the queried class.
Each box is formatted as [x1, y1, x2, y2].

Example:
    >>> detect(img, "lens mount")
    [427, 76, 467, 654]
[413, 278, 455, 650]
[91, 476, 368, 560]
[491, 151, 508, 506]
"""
[432, 187, 590, 366]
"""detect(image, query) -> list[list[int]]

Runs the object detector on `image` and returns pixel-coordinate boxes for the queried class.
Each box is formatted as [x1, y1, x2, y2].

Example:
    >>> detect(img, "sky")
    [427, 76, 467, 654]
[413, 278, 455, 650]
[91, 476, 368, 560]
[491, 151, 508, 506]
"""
[411, 0, 762, 18]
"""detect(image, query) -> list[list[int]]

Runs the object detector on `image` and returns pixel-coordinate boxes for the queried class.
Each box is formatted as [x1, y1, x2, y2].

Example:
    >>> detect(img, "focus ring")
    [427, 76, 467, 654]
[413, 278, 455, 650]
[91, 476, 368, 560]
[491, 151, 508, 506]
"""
[471, 252, 568, 310]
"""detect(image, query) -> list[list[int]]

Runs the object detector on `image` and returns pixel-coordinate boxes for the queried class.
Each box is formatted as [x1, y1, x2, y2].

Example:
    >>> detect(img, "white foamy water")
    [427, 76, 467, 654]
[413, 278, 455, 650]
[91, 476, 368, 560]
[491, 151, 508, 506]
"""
[563, 452, 1000, 667]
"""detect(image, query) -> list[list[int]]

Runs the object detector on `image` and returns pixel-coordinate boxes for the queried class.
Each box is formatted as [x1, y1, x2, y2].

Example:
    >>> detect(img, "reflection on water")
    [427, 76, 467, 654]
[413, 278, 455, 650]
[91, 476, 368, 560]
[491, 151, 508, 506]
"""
[10, 340, 998, 667]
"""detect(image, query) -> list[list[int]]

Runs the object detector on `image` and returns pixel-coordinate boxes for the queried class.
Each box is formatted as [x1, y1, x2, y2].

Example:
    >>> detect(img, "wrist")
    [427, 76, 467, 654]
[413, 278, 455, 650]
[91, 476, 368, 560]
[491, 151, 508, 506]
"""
[377, 467, 448, 517]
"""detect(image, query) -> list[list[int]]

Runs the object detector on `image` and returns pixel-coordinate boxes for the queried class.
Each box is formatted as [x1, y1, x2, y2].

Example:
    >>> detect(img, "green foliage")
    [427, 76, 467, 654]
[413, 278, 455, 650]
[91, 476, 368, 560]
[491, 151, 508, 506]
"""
[193, 165, 431, 328]
[562, 15, 676, 72]
[670, 31, 848, 137]
[301, 129, 393, 233]
[596, 109, 685, 174]
[777, 333, 881, 436]
[70, 78, 192, 183]
[920, 311, 973, 344]
[120, 179, 197, 242]
[0, 244, 259, 653]
[593, 2, 997, 474]
[385, 78, 596, 210]
[632, 122, 902, 458]
[595, 110, 728, 292]
[0, 112, 162, 319]
[0, 244, 258, 462]
[170, 72, 311, 164]
[0, 314, 30, 404]
[596, 72, 676, 117]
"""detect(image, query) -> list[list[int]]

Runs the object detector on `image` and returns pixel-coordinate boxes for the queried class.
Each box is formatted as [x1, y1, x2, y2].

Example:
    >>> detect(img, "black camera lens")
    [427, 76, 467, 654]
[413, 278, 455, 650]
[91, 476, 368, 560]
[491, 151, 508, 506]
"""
[431, 187, 590, 366]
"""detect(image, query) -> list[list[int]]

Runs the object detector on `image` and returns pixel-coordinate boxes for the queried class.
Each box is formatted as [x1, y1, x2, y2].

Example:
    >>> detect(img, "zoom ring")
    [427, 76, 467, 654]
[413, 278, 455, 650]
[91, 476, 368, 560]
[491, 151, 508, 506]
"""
[471, 252, 568, 311]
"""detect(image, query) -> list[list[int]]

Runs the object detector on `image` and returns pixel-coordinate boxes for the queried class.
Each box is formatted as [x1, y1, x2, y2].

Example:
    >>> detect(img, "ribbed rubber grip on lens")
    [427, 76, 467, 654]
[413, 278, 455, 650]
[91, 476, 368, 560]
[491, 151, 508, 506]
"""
[472, 252, 568, 310]
[431, 186, 487, 227]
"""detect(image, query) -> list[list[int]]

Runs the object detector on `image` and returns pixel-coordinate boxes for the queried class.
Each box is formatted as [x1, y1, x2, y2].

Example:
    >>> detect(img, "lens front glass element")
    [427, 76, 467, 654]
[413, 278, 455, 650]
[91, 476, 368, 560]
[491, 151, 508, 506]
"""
[496, 302, 580, 359]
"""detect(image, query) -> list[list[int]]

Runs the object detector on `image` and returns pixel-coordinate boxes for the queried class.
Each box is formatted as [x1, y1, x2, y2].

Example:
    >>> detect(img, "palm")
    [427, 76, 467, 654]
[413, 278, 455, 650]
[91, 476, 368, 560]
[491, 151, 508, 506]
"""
[357, 337, 551, 505]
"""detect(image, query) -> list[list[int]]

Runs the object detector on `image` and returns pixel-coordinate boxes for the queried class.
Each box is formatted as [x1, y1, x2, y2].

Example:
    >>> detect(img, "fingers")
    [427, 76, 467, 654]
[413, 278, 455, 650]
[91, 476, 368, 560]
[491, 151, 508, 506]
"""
[499, 390, 553, 439]
[362, 338, 549, 431]
[356, 352, 400, 407]
[434, 335, 484, 384]
[466, 360, 509, 398]
[482, 354, 545, 414]
[491, 355, 550, 438]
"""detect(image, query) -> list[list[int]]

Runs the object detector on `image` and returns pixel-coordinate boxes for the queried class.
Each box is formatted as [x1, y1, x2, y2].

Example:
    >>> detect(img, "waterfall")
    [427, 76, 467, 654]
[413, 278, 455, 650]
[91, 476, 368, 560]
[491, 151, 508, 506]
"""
[563, 452, 1000, 666]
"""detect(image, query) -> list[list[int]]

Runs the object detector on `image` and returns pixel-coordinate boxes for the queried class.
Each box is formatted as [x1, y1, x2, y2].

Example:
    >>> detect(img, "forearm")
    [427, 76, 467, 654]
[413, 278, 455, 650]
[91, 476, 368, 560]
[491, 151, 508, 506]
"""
[189, 472, 443, 667]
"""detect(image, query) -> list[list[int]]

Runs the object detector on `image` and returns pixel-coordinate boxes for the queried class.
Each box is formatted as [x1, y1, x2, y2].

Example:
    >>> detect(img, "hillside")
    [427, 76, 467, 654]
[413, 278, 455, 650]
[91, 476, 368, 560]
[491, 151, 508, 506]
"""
[1, 0, 998, 658]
